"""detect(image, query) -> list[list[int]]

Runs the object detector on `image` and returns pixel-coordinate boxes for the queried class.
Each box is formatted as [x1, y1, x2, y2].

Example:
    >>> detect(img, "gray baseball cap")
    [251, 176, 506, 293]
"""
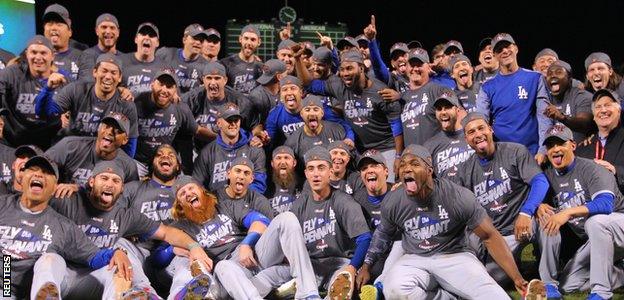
[301, 94, 324, 109]
[184, 24, 207, 39]
[408, 48, 430, 64]
[279, 75, 302, 88]
[272, 145, 295, 159]
[389, 42, 409, 56]
[341, 50, 364, 64]
[26, 35, 54, 52]
[278, 39, 296, 51]
[101, 112, 130, 134]
[449, 54, 472, 70]
[96, 53, 123, 72]
[91, 161, 125, 181]
[174, 175, 200, 195]
[543, 125, 574, 146]
[15, 145, 44, 158]
[217, 104, 242, 120]
[43, 4, 71, 26]
[535, 48, 558, 62]
[241, 25, 260, 36]
[229, 157, 255, 170]
[203, 28, 221, 40]
[592, 89, 621, 104]
[443, 40, 464, 54]
[24, 155, 59, 179]
[203, 62, 226, 77]
[137, 22, 159, 39]
[549, 60, 572, 74]
[312, 46, 332, 65]
[257, 59, 286, 85]
[407, 40, 423, 50]
[327, 141, 350, 153]
[433, 90, 461, 108]
[304, 146, 332, 165]
[356, 149, 386, 170]
[96, 13, 119, 28]
[356, 34, 369, 45]
[584, 52, 612, 70]
[402, 144, 432, 168]
[154, 69, 179, 86]
[461, 112, 489, 128]
[478, 37, 492, 51]
[491, 33, 515, 50]
[337, 36, 358, 50]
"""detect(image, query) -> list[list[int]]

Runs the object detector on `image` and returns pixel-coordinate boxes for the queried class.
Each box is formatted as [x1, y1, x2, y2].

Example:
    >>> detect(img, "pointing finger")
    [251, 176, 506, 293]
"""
[371, 15, 376, 27]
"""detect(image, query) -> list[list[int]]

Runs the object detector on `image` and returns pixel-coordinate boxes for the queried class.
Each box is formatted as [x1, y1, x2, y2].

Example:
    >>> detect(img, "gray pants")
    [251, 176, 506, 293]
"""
[165, 256, 226, 300]
[559, 213, 624, 299]
[374, 240, 404, 285]
[383, 252, 507, 299]
[214, 212, 319, 299]
[30, 253, 67, 300]
[114, 238, 158, 295]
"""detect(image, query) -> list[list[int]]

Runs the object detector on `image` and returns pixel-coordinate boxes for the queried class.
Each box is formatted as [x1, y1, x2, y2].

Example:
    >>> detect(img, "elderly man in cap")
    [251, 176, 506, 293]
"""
[77, 13, 123, 81]
[133, 70, 206, 175]
[424, 92, 475, 179]
[121, 22, 168, 96]
[193, 103, 267, 193]
[476, 33, 553, 159]
[201, 28, 221, 62]
[533, 48, 559, 77]
[450, 54, 480, 113]
[0, 155, 138, 299]
[48, 160, 212, 299]
[42, 3, 82, 81]
[474, 37, 499, 85]
[248, 59, 287, 124]
[584, 52, 624, 96]
[538, 125, 624, 299]
[156, 23, 209, 93]
[267, 145, 302, 215]
[0, 145, 43, 195]
[452, 112, 551, 286]
[45, 112, 138, 198]
[543, 60, 593, 142]
[0, 35, 63, 149]
[290, 146, 371, 299]
[576, 89, 624, 193]
[221, 24, 264, 95]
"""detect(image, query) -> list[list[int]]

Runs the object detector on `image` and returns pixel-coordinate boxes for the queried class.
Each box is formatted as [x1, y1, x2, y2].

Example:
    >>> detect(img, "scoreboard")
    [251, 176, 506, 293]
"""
[225, 19, 349, 62]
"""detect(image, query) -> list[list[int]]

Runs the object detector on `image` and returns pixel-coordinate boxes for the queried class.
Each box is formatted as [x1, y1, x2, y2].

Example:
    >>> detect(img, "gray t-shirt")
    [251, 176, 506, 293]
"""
[0, 194, 100, 297]
[424, 129, 475, 179]
[371, 179, 486, 257]
[77, 46, 124, 82]
[45, 136, 139, 185]
[50, 189, 161, 248]
[53, 81, 139, 138]
[453, 142, 542, 235]
[54, 48, 82, 81]
[120, 53, 169, 96]
[550, 86, 592, 142]
[0, 143, 15, 185]
[155, 48, 208, 93]
[134, 92, 197, 164]
[192, 135, 265, 192]
[322, 77, 400, 151]
[266, 179, 302, 215]
[399, 81, 449, 146]
[473, 69, 497, 85]
[544, 157, 624, 238]
[248, 84, 279, 123]
[285, 121, 346, 164]
[291, 188, 370, 259]
[455, 82, 480, 113]
[220, 54, 263, 95]
[215, 186, 274, 219]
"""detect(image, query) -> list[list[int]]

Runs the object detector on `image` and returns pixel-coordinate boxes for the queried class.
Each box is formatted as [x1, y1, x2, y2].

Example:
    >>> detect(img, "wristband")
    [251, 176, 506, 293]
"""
[188, 242, 201, 250]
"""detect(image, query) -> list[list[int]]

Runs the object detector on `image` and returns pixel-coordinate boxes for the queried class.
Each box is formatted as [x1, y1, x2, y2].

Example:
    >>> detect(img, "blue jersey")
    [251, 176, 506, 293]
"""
[476, 68, 553, 154]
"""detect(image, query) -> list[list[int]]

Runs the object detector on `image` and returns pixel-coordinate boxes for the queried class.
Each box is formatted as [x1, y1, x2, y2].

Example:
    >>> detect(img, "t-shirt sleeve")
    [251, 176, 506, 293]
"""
[587, 163, 618, 198]
[59, 220, 101, 265]
[575, 89, 593, 114]
[514, 144, 542, 183]
[179, 103, 199, 134]
[124, 103, 139, 138]
[335, 193, 370, 239]
[44, 139, 70, 168]
[52, 83, 77, 112]
[253, 193, 275, 219]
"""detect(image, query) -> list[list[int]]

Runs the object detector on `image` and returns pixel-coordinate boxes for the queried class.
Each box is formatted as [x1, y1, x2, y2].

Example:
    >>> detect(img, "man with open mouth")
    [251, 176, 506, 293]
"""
[362, 144, 533, 299]
[41, 3, 83, 81]
[120, 22, 168, 96]
[248, 59, 287, 128]
[473, 37, 499, 85]
[542, 60, 594, 142]
[0, 145, 43, 195]
[77, 13, 123, 82]
[583, 52, 624, 96]
[539, 125, 624, 300]
[452, 112, 551, 287]
[220, 25, 264, 95]
[450, 54, 479, 113]
[155, 23, 209, 94]
[192, 103, 267, 194]
[266, 145, 302, 215]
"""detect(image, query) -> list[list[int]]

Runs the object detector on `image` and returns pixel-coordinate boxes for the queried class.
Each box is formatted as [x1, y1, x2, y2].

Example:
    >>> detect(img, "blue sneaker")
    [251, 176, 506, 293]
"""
[544, 284, 562, 299]
[175, 274, 213, 300]
[587, 293, 608, 300]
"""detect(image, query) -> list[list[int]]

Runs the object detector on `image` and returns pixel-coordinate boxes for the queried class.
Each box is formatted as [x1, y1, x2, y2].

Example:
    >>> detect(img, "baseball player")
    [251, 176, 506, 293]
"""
[248, 59, 287, 124]
[35, 53, 140, 157]
[0, 36, 62, 149]
[0, 155, 133, 299]
[533, 48, 559, 77]
[539, 125, 624, 299]
[476, 33, 553, 157]
[276, 39, 296, 75]
[192, 103, 267, 193]
[360, 148, 533, 299]
[427, 41, 460, 90]
[583, 52, 624, 95]
[423, 92, 475, 179]
[220, 25, 264, 95]
[42, 3, 82, 81]
[323, 141, 367, 199]
[77, 13, 123, 81]
[449, 54, 480, 113]
[201, 28, 221, 62]
[120, 22, 169, 96]
[542, 60, 593, 142]
[291, 146, 372, 299]
[453, 112, 551, 285]
[266, 146, 302, 215]
[0, 145, 42, 195]
[336, 36, 358, 55]
[49, 160, 212, 299]
[155, 23, 209, 93]
[473, 37, 499, 85]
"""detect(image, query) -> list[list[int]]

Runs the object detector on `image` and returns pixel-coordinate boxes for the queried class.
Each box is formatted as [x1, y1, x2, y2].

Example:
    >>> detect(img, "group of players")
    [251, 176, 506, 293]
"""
[1, 3, 624, 300]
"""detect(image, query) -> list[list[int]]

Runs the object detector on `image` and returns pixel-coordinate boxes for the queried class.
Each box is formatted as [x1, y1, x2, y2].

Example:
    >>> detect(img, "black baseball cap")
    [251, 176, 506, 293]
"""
[24, 155, 59, 179]
[43, 4, 71, 26]
[137, 22, 159, 39]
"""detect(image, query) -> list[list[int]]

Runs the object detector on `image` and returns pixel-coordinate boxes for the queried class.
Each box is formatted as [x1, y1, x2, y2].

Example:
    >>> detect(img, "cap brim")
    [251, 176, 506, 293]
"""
[101, 117, 127, 133]
[15, 146, 38, 158]
[256, 73, 274, 85]
[433, 98, 455, 108]
[443, 46, 461, 55]
[543, 135, 567, 146]
[592, 89, 618, 102]
[357, 156, 385, 170]
[42, 12, 68, 25]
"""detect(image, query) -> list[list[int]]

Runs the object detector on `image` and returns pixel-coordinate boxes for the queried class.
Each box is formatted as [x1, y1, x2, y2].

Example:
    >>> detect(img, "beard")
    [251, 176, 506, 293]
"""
[272, 167, 296, 189]
[153, 165, 179, 182]
[182, 192, 218, 224]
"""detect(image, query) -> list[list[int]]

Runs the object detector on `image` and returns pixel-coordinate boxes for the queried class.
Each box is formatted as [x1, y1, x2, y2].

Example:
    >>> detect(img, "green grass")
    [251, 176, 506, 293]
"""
[506, 244, 624, 299]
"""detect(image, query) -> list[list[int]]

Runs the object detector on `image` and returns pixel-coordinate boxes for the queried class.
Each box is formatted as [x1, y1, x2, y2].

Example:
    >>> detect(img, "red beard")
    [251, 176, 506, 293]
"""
[182, 192, 218, 224]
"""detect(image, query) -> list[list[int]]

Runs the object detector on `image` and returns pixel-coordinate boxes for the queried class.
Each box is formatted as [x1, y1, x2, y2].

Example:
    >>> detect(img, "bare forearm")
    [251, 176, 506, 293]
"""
[160, 226, 197, 249]
[483, 234, 523, 282]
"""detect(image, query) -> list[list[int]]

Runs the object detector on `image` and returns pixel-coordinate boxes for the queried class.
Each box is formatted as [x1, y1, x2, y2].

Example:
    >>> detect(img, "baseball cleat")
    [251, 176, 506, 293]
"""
[328, 271, 353, 300]
[34, 282, 60, 300]
[174, 273, 214, 300]
[525, 279, 546, 300]
[358, 284, 379, 300]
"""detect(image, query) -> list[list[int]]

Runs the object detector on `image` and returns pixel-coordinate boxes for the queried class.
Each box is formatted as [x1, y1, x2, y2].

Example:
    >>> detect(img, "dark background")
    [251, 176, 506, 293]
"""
[35, 0, 624, 79]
